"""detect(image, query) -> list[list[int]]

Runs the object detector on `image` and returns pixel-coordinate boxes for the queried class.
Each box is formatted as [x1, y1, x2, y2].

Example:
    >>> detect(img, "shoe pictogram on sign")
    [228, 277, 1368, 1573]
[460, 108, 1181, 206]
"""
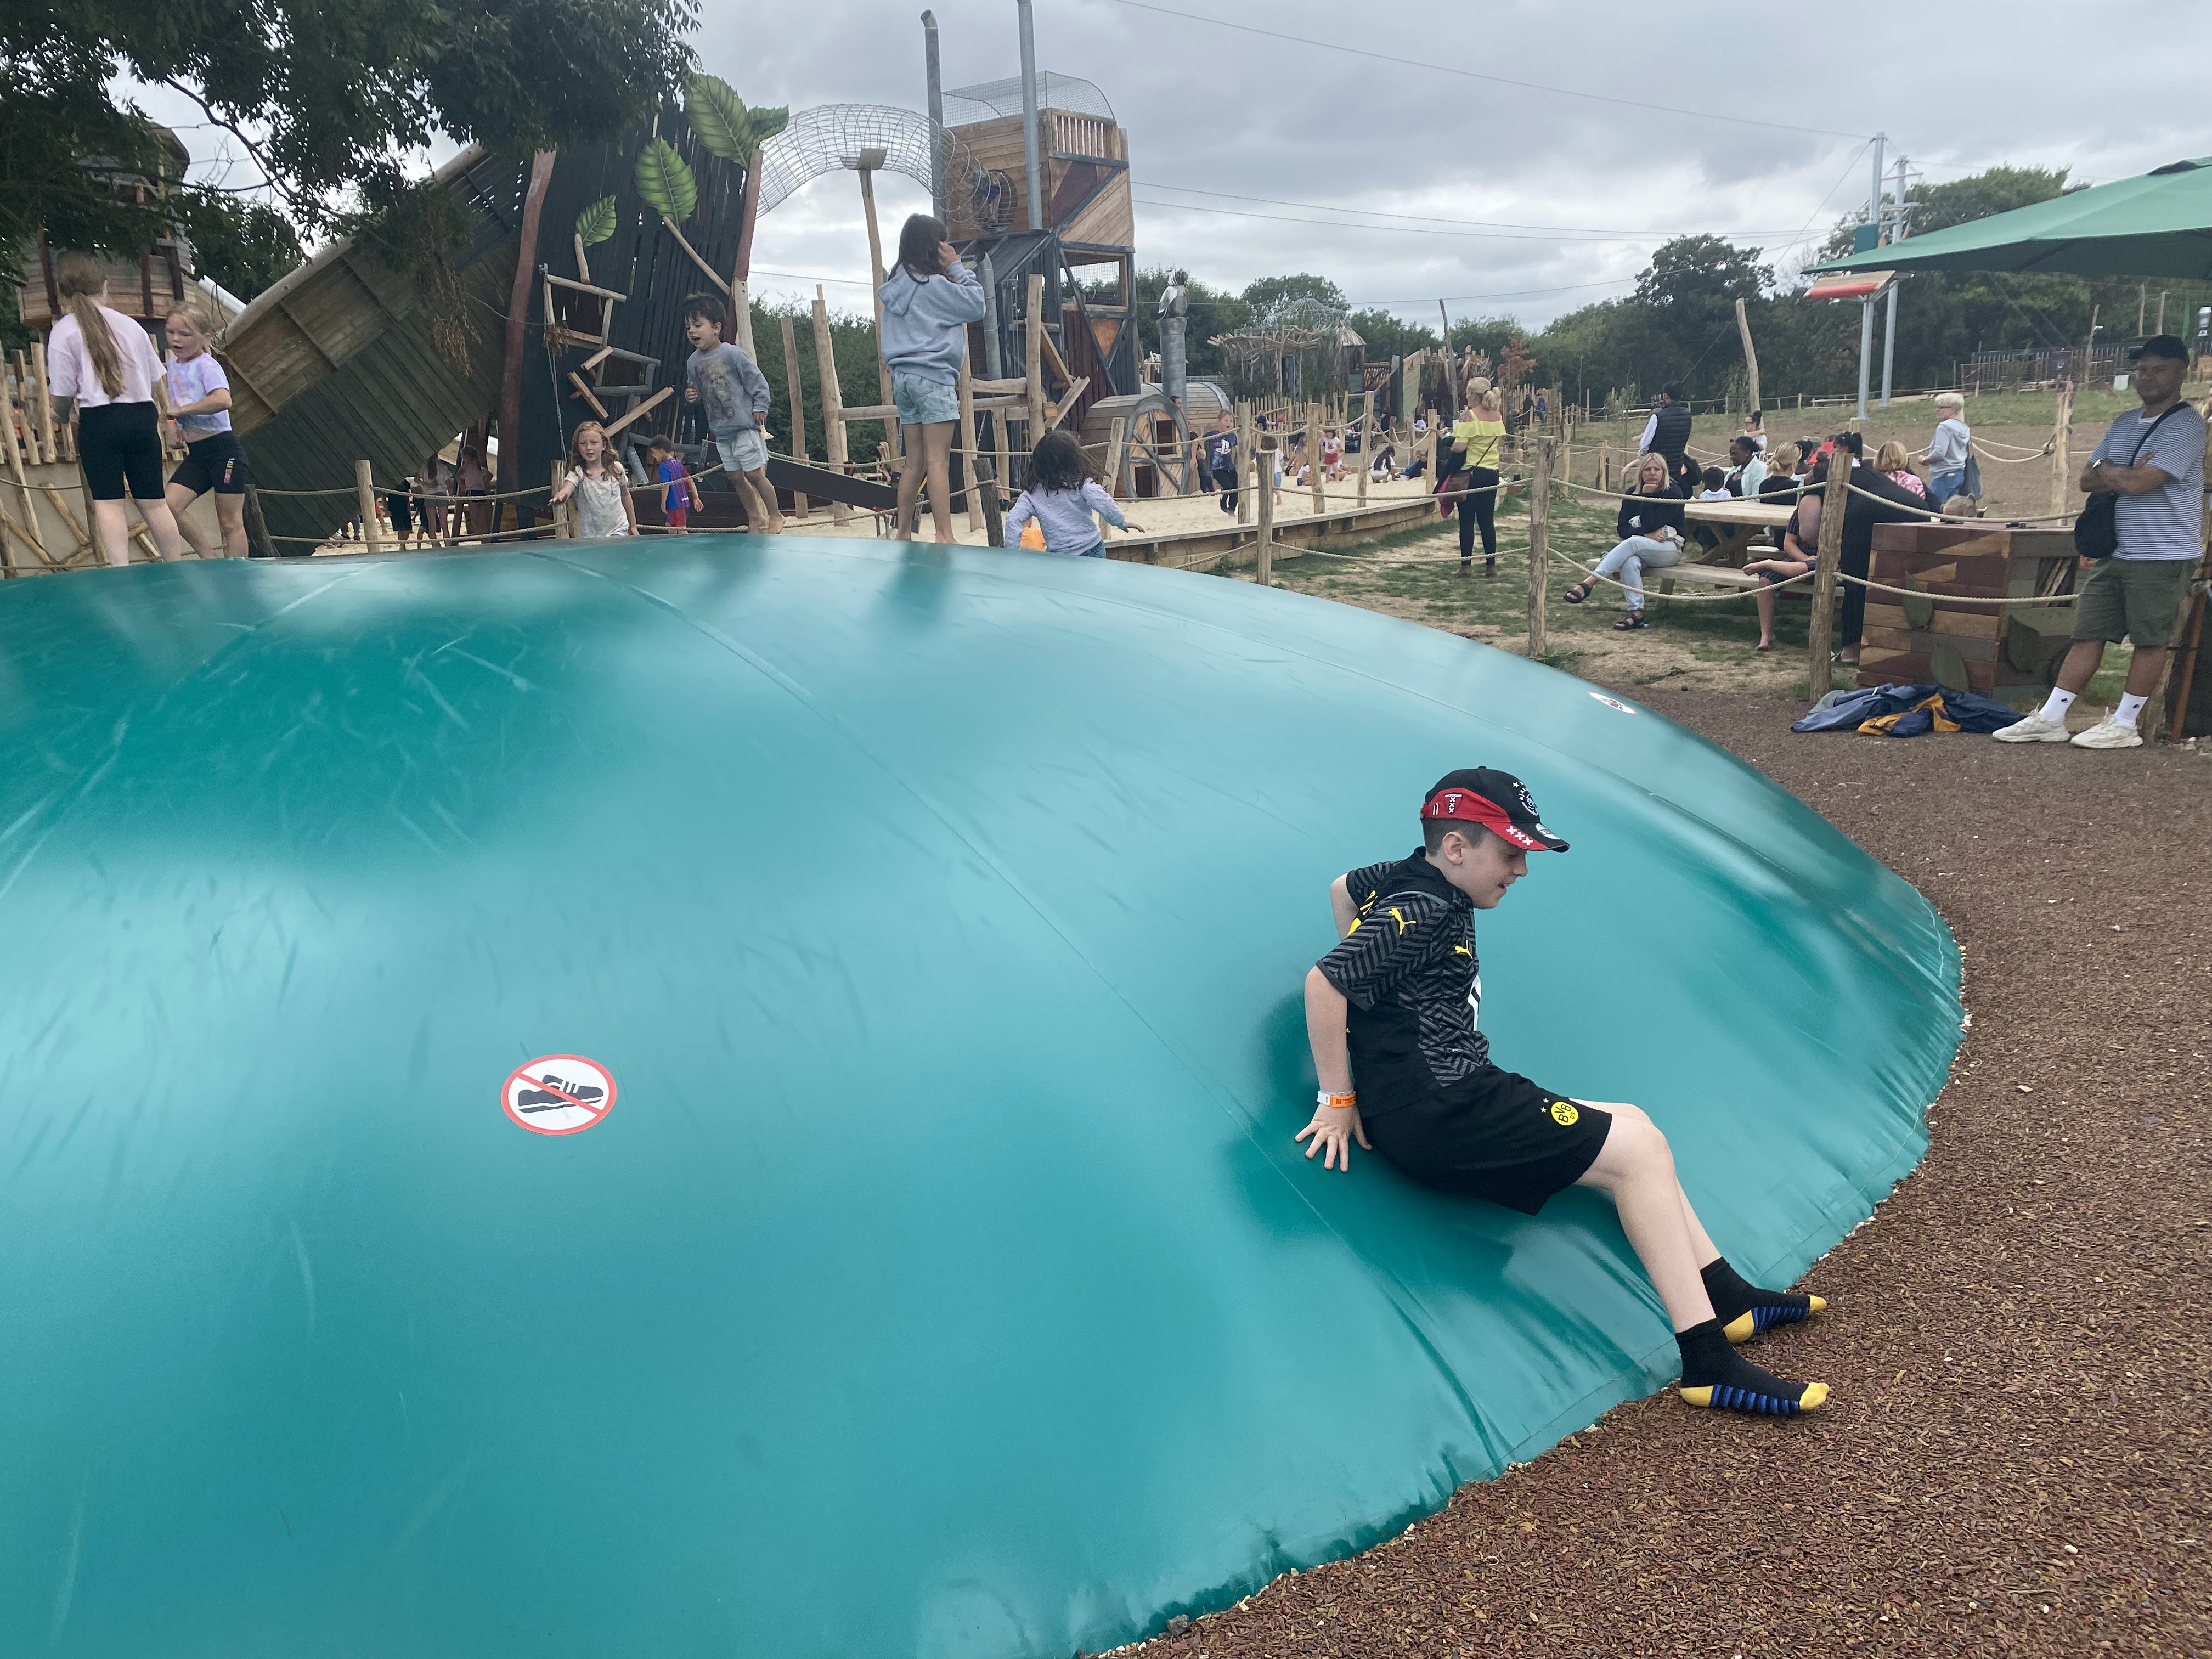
[502, 1054, 617, 1135]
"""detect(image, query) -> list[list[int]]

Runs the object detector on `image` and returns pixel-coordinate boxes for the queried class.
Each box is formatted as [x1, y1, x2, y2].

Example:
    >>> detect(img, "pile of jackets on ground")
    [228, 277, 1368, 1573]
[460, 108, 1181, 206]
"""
[1792, 682, 2025, 738]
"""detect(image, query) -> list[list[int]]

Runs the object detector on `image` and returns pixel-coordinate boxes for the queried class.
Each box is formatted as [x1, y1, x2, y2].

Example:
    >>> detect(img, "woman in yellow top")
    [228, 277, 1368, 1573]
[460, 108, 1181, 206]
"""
[1448, 386, 1508, 577]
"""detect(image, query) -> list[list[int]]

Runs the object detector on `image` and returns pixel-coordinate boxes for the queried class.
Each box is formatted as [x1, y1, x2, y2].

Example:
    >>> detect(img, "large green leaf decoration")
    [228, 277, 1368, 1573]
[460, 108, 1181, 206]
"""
[685, 74, 753, 162]
[748, 105, 789, 145]
[634, 138, 698, 223]
[574, 195, 618, 247]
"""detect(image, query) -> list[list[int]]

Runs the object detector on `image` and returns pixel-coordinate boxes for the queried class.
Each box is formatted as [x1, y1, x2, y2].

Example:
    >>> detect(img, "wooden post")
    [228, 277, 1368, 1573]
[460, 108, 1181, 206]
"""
[1561, 409, 1573, 501]
[1358, 392, 1374, 505]
[778, 313, 811, 518]
[2049, 380, 2073, 519]
[1600, 442, 1612, 493]
[729, 278, 757, 363]
[355, 458, 382, 552]
[0, 359, 27, 490]
[811, 286, 850, 525]
[1024, 273, 1047, 477]
[1307, 402, 1325, 515]
[1423, 408, 1437, 483]
[241, 481, 278, 559]
[1734, 297, 1762, 420]
[30, 342, 57, 462]
[1254, 437, 1275, 586]
[1234, 399, 1253, 525]
[1104, 417, 1128, 502]
[954, 358, 983, 533]
[857, 162, 899, 467]
[1527, 436, 1554, 660]
[994, 408, 1011, 512]
[1807, 454, 1850, 697]
[498, 150, 557, 503]
[550, 460, 572, 537]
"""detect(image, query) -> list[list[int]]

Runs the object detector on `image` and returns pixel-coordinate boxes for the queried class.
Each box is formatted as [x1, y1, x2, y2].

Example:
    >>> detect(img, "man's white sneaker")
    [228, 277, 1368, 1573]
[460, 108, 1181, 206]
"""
[2070, 715, 2143, 750]
[1993, 714, 2073, 742]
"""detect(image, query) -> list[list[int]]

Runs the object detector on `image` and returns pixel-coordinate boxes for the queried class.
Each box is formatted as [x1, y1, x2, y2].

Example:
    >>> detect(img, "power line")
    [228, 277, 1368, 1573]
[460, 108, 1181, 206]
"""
[1134, 195, 1739, 245]
[1132, 182, 1809, 241]
[1347, 278, 1640, 307]
[1108, 0, 1870, 140]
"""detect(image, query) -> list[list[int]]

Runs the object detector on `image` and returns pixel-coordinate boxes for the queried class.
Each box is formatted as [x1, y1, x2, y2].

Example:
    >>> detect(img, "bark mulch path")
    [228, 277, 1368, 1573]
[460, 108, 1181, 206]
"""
[1126, 692, 2211, 1659]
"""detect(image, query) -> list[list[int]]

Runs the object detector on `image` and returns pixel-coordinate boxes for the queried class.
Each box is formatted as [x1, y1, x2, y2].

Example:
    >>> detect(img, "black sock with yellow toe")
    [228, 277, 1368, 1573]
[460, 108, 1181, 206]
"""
[1700, 1256, 1825, 1344]
[1674, 1320, 1828, 1415]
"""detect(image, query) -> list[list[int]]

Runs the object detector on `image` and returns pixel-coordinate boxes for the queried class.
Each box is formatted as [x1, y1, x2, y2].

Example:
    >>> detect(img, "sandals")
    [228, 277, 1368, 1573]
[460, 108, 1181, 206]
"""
[1563, 581, 1593, 605]
[1613, 611, 1648, 630]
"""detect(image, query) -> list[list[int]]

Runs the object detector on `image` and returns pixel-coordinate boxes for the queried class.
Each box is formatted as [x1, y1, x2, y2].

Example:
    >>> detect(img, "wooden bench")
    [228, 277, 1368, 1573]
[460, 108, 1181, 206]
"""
[1652, 544, 1788, 608]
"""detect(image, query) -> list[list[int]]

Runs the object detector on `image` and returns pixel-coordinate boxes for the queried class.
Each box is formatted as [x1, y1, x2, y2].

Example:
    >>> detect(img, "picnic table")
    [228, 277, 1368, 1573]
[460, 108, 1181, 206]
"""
[1681, 499, 1795, 567]
[1651, 499, 1800, 610]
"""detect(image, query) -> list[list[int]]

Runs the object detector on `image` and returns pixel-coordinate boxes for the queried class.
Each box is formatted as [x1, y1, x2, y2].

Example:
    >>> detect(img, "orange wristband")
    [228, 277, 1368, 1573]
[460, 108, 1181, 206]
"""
[1317, 1091, 1356, 1111]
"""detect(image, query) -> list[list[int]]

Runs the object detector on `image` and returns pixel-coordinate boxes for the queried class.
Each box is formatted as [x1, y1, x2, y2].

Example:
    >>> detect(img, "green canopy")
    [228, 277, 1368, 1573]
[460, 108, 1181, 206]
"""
[1811, 157, 2212, 280]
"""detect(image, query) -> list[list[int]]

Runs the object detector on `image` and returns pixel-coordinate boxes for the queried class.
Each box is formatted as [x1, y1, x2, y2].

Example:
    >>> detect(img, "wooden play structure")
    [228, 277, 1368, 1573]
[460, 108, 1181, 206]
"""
[1856, 523, 2078, 704]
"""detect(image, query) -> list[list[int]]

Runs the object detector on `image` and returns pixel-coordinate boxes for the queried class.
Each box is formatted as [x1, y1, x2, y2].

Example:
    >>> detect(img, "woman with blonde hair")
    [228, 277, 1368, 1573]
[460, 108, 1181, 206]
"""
[1447, 385, 1507, 577]
[1562, 450, 1684, 628]
[1874, 439, 1927, 499]
[47, 253, 186, 566]
[1916, 392, 1972, 503]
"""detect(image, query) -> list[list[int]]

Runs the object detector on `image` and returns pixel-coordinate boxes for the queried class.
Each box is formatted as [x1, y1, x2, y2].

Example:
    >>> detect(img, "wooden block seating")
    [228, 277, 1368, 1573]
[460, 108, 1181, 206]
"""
[1855, 524, 2077, 703]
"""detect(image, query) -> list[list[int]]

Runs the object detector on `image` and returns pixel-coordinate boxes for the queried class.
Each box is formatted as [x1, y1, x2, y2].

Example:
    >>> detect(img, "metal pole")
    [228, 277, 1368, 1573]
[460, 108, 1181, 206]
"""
[922, 12, 945, 221]
[1859, 132, 1883, 421]
[1880, 155, 1906, 409]
[979, 253, 1003, 379]
[1858, 298, 1875, 421]
[1016, 0, 1043, 233]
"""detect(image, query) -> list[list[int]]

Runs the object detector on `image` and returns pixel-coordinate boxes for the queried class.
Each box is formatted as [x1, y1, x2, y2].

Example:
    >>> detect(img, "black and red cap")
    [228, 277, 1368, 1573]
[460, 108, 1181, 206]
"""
[1420, 767, 1570, 853]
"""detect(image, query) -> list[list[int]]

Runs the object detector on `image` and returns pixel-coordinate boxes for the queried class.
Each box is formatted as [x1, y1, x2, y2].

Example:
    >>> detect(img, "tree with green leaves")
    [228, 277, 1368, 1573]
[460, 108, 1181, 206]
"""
[2, 0, 700, 260]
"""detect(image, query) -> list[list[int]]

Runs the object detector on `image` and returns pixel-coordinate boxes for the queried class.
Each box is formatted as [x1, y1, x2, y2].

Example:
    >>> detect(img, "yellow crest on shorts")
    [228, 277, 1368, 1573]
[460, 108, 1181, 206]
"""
[1550, 1100, 1580, 1126]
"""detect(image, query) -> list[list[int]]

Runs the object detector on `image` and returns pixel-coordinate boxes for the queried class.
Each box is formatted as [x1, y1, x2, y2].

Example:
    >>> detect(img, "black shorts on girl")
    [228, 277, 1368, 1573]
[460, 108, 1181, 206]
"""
[78, 402, 166, 501]
[170, 431, 249, 496]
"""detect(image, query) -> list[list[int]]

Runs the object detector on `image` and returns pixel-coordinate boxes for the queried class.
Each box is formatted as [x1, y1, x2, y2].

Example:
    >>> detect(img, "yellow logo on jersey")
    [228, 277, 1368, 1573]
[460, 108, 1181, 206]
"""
[1452, 944, 1472, 958]
[1550, 1100, 1580, 1126]
[1387, 907, 1413, 933]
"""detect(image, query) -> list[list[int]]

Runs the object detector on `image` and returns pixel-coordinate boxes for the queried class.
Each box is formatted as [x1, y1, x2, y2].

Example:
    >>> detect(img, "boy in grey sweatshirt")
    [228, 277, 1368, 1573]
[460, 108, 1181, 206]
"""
[682, 294, 781, 534]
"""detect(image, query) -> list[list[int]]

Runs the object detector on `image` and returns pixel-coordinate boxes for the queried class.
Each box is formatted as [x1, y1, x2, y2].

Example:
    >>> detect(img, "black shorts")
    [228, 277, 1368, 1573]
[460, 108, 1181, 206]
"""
[78, 402, 166, 501]
[170, 431, 249, 496]
[1363, 1065, 1612, 1215]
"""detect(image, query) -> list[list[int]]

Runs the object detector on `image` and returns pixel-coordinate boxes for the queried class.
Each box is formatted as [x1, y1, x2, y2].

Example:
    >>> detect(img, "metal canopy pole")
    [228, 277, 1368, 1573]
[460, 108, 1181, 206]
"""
[1017, 0, 1043, 232]
[1880, 155, 1905, 409]
[922, 11, 946, 220]
[1857, 132, 1884, 421]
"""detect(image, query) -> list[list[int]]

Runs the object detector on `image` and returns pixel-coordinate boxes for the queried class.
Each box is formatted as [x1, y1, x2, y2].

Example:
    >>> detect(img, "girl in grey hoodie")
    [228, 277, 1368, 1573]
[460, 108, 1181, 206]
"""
[878, 213, 988, 543]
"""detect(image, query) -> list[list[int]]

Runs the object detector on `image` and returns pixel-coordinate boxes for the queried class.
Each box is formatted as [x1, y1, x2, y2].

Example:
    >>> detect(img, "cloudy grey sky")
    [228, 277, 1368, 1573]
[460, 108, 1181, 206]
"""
[712, 0, 2203, 328]
[133, 1, 2201, 331]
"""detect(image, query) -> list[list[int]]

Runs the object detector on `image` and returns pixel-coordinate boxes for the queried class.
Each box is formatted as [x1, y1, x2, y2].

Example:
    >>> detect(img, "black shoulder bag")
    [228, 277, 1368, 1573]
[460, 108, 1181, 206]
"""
[2075, 405, 2182, 561]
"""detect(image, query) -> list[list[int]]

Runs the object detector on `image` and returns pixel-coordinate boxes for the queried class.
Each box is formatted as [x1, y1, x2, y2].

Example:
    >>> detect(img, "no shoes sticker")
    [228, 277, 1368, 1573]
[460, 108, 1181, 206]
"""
[503, 1054, 616, 1135]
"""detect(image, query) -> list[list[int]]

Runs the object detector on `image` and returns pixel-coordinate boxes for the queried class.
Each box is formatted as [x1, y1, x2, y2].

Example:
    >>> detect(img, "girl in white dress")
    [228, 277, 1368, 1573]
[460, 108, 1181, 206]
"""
[549, 422, 637, 540]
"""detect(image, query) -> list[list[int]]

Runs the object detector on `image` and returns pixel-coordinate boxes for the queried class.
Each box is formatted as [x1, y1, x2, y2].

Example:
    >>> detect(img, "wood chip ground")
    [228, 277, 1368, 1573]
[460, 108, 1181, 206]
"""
[1124, 689, 2210, 1659]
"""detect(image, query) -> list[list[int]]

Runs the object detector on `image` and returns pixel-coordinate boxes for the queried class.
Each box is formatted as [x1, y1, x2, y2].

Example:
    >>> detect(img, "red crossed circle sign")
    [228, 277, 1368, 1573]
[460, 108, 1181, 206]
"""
[502, 1054, 617, 1135]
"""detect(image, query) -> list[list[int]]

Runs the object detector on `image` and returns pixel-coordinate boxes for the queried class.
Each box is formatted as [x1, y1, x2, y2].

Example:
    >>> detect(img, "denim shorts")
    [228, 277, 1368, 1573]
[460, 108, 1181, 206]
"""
[712, 425, 766, 473]
[1927, 470, 1967, 503]
[893, 373, 960, 426]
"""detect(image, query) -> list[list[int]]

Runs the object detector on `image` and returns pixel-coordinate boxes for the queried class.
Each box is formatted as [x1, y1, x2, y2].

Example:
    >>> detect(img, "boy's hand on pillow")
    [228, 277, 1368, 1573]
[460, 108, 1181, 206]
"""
[1295, 1099, 1370, 1173]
